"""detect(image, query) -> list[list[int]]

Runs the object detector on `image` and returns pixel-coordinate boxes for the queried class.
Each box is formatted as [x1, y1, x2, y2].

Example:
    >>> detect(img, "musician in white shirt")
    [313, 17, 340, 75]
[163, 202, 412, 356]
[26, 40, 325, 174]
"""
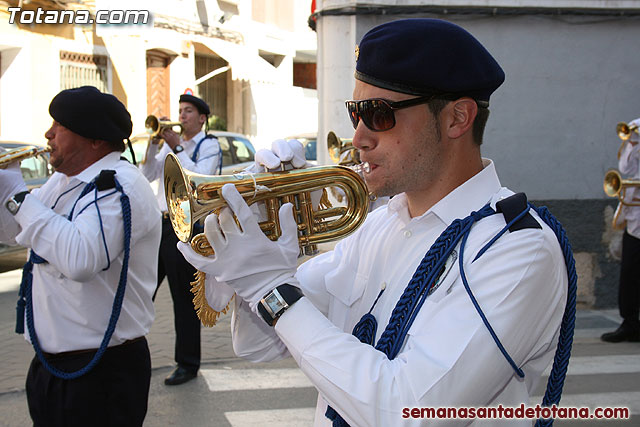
[601, 117, 640, 342]
[179, 19, 569, 426]
[141, 92, 222, 385]
[0, 86, 160, 426]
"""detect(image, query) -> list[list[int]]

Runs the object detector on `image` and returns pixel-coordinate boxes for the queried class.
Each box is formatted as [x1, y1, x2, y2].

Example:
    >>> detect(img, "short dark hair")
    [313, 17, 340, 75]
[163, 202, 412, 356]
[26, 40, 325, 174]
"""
[427, 98, 490, 146]
[108, 139, 126, 152]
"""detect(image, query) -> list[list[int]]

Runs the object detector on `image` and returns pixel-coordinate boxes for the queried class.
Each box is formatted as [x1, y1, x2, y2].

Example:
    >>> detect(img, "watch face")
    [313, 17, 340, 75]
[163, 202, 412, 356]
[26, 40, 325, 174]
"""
[6, 200, 18, 214]
[264, 291, 287, 316]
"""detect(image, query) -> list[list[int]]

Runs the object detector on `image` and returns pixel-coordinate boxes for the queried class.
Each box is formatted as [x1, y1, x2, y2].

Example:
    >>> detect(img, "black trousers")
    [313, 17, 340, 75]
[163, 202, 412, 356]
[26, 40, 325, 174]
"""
[619, 231, 640, 328]
[26, 337, 151, 427]
[154, 217, 201, 372]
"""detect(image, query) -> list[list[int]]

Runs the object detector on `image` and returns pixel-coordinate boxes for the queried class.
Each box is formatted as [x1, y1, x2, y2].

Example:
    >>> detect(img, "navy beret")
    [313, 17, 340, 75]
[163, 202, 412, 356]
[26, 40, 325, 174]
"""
[49, 86, 132, 143]
[355, 19, 505, 104]
[179, 94, 210, 115]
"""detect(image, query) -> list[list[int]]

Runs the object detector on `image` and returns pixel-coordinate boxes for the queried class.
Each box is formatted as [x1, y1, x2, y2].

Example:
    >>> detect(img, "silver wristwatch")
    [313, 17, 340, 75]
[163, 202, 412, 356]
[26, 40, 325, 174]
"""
[5, 191, 29, 215]
[258, 284, 304, 326]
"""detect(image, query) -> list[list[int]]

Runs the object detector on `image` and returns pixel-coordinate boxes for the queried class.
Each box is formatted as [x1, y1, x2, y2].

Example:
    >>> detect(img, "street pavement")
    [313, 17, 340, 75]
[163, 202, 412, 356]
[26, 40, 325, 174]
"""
[1, 264, 639, 426]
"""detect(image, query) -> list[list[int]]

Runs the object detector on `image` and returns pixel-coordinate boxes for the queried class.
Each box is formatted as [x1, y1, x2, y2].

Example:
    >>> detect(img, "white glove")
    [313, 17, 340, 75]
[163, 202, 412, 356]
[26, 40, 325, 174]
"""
[0, 161, 28, 205]
[248, 139, 308, 173]
[178, 183, 299, 312]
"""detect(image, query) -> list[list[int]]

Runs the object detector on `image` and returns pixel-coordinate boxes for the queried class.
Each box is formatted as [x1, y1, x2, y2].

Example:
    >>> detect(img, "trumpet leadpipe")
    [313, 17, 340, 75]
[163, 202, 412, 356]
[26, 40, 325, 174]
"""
[0, 145, 51, 169]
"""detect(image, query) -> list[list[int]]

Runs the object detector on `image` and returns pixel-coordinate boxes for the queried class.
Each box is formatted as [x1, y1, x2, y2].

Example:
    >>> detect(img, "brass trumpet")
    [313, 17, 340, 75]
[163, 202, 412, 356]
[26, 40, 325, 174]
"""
[604, 169, 640, 203]
[616, 122, 639, 141]
[164, 153, 369, 247]
[327, 130, 359, 166]
[0, 145, 51, 168]
[604, 169, 640, 229]
[164, 153, 370, 326]
[145, 115, 183, 138]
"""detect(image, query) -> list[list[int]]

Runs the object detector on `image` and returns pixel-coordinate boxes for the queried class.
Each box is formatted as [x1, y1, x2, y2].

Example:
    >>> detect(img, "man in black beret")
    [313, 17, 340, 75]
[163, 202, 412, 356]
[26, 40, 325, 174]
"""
[179, 19, 571, 426]
[0, 86, 161, 426]
[141, 92, 222, 385]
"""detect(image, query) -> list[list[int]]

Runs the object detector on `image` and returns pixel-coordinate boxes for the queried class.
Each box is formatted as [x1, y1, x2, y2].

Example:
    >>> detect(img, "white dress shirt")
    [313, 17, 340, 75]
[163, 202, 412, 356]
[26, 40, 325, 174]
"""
[141, 131, 221, 211]
[229, 159, 568, 426]
[617, 132, 640, 239]
[0, 152, 161, 353]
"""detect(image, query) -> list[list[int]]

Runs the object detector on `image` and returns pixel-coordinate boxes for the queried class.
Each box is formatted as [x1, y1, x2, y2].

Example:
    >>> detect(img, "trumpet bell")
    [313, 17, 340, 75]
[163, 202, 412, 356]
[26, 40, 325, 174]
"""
[616, 122, 639, 141]
[604, 169, 622, 198]
[164, 153, 370, 248]
[327, 131, 359, 166]
[145, 115, 183, 138]
[604, 168, 640, 206]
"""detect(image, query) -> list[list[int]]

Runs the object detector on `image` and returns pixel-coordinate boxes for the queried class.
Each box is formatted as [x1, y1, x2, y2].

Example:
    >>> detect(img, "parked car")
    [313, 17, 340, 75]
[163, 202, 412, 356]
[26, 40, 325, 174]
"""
[124, 131, 257, 174]
[0, 141, 53, 273]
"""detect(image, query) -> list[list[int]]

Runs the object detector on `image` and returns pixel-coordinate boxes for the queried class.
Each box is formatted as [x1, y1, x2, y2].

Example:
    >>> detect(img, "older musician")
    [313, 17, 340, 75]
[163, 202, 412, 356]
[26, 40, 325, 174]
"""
[602, 117, 640, 342]
[140, 93, 222, 385]
[0, 86, 160, 426]
[180, 19, 569, 426]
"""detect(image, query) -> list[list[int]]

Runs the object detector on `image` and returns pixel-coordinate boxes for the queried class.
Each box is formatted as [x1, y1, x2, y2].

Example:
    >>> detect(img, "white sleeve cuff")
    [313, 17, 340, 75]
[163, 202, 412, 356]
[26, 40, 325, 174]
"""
[274, 297, 334, 363]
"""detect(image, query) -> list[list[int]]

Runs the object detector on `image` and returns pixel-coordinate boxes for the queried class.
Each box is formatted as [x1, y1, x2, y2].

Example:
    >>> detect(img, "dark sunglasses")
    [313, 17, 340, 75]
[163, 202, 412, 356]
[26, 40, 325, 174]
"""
[345, 95, 439, 132]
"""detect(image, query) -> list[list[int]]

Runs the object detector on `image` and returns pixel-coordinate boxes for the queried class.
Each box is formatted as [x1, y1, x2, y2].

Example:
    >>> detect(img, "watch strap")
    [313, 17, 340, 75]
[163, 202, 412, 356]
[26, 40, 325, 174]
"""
[14, 191, 29, 203]
[258, 284, 304, 326]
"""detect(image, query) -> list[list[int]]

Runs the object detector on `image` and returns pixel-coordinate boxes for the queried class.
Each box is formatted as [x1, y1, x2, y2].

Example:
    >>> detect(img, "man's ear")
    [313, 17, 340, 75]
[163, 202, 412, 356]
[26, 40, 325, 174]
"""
[446, 98, 477, 139]
[91, 139, 109, 150]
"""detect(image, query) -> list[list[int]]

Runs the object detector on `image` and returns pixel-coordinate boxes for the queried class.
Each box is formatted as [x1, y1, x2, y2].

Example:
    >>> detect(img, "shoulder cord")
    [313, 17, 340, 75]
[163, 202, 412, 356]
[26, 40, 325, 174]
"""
[191, 134, 223, 175]
[14, 177, 133, 380]
[327, 203, 576, 427]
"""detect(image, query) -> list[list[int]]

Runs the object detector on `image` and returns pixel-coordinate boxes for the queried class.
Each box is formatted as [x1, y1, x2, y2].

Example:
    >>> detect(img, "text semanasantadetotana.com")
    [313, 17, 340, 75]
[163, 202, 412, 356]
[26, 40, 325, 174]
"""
[402, 404, 630, 420]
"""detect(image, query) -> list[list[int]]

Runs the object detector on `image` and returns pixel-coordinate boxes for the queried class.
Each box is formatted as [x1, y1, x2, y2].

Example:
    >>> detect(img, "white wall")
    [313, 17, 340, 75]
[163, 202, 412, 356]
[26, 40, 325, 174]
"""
[316, 1, 640, 199]
[249, 84, 318, 150]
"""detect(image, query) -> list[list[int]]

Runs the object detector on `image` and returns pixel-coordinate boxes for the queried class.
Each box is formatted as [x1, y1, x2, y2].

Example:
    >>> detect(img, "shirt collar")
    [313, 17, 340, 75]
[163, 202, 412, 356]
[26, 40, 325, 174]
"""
[182, 130, 206, 146]
[72, 151, 122, 184]
[387, 158, 502, 225]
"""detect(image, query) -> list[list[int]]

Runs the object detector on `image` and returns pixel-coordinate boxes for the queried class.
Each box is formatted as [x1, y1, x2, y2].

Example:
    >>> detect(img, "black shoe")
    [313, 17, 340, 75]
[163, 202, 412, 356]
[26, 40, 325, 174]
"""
[601, 325, 640, 343]
[164, 366, 197, 386]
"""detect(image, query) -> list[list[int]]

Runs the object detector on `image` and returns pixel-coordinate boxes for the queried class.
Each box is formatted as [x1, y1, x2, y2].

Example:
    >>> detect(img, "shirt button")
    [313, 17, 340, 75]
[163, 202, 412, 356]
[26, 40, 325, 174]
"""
[403, 230, 412, 238]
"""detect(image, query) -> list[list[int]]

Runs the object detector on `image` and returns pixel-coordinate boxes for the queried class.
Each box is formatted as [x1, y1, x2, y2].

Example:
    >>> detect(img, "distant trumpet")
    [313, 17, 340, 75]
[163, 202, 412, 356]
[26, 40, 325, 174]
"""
[616, 122, 639, 141]
[327, 130, 360, 166]
[604, 169, 640, 205]
[145, 115, 183, 138]
[0, 145, 51, 168]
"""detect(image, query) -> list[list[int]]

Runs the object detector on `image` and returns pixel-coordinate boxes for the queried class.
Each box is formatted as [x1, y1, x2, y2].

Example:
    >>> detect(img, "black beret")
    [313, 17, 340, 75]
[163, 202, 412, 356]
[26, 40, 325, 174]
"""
[179, 94, 210, 115]
[49, 86, 132, 143]
[355, 19, 505, 104]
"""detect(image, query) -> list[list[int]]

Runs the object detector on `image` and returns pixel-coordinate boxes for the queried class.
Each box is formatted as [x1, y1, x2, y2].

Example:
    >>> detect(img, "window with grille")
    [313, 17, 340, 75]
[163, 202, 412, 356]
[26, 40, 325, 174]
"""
[60, 51, 109, 92]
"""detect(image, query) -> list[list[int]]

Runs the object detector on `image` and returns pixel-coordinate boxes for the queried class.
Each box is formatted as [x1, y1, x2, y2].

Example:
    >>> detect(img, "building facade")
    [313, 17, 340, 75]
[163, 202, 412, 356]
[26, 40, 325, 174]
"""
[0, 0, 318, 149]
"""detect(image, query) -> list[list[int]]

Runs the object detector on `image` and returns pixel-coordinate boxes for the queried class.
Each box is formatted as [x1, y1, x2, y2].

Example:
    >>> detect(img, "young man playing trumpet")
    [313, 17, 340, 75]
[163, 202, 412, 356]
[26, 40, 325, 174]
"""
[141, 92, 222, 385]
[0, 86, 160, 426]
[178, 19, 572, 426]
